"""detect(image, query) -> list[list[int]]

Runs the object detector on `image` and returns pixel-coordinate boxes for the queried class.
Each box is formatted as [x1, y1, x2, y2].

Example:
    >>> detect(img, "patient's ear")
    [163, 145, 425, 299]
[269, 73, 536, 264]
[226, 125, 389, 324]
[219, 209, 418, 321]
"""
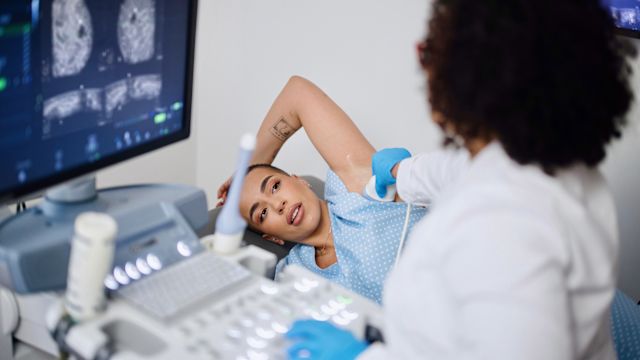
[262, 234, 285, 246]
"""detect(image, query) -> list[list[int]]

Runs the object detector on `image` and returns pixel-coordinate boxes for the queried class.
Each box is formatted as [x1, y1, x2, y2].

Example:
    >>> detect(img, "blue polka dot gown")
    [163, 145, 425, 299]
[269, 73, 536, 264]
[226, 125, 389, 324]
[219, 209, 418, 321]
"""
[275, 171, 428, 304]
[611, 290, 640, 360]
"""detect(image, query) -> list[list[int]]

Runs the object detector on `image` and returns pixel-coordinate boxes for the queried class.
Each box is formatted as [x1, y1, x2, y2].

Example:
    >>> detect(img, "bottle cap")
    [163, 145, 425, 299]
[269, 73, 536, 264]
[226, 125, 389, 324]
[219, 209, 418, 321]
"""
[74, 212, 118, 242]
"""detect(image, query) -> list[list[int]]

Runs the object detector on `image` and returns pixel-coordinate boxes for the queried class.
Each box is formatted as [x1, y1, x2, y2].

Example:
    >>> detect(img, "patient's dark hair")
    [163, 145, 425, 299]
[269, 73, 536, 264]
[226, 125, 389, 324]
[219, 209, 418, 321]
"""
[422, 0, 636, 173]
[247, 163, 289, 176]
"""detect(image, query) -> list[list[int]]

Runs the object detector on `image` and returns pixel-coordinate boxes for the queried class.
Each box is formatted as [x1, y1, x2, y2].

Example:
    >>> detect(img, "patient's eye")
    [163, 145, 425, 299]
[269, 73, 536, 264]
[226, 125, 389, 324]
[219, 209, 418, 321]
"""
[259, 208, 267, 223]
[271, 180, 280, 193]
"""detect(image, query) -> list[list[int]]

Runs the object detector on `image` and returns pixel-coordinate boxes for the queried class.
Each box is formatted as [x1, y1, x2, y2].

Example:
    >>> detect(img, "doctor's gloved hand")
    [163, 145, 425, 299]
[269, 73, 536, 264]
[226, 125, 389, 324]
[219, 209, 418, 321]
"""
[372, 147, 411, 198]
[286, 320, 368, 360]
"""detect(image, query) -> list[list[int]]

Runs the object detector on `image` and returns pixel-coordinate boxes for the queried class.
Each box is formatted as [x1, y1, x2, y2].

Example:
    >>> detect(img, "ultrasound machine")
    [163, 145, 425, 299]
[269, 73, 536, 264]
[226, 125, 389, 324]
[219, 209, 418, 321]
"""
[0, 1, 381, 359]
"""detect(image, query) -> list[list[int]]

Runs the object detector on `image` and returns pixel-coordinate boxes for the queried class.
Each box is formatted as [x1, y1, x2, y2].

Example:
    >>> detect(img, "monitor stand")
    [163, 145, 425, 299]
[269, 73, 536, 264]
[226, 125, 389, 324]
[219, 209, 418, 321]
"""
[0, 177, 210, 294]
[45, 175, 98, 204]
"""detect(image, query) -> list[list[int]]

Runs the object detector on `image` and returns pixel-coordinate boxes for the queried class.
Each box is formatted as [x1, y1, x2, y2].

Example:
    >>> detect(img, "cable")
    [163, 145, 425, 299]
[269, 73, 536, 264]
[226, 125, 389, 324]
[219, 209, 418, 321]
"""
[361, 176, 413, 268]
[394, 202, 412, 268]
[15, 202, 26, 213]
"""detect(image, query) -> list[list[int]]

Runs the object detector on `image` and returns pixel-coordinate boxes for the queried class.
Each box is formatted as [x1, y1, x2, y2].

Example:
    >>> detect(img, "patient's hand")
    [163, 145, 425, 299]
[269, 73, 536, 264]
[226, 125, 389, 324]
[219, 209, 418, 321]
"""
[216, 176, 232, 207]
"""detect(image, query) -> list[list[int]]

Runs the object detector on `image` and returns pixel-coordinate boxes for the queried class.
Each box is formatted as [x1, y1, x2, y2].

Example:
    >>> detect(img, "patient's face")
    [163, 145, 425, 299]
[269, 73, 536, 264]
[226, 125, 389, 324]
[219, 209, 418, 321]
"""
[240, 167, 323, 243]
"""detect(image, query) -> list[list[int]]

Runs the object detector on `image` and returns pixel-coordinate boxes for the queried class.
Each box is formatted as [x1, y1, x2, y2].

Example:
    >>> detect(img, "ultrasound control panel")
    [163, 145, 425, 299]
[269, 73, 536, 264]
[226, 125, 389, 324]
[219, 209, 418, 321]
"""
[102, 202, 205, 293]
[65, 252, 382, 360]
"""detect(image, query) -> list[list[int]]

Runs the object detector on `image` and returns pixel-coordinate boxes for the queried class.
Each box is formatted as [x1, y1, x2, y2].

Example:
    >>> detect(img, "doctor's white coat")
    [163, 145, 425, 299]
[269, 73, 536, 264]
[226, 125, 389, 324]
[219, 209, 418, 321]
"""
[360, 142, 618, 360]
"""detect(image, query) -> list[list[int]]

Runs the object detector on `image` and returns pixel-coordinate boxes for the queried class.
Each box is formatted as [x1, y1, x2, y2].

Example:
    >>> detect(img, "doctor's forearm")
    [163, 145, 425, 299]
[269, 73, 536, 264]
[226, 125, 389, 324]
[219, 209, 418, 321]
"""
[395, 149, 470, 204]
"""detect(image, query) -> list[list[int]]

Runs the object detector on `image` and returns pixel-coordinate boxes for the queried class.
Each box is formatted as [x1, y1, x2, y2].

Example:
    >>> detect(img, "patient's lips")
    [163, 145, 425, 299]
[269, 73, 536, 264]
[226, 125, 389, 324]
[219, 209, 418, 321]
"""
[288, 203, 304, 226]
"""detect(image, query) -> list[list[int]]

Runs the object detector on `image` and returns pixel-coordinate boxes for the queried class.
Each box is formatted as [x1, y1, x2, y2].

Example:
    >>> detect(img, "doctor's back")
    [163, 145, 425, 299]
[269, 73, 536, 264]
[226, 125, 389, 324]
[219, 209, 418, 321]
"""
[378, 144, 619, 359]
[359, 0, 636, 359]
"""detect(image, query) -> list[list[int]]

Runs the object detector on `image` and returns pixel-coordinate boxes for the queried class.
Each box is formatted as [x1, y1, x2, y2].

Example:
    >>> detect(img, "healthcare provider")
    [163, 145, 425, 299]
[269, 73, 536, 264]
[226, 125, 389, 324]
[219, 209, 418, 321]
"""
[284, 0, 636, 359]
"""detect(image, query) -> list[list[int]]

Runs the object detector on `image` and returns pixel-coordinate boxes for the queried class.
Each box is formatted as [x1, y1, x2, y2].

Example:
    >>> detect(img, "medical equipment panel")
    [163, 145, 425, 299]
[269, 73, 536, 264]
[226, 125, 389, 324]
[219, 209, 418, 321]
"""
[0, 0, 198, 203]
[0, 183, 208, 293]
[114, 251, 252, 321]
[61, 251, 381, 360]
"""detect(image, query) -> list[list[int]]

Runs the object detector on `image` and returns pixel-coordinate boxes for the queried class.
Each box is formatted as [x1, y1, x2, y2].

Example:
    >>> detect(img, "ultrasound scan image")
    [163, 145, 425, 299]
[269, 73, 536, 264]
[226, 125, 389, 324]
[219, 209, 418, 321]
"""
[52, 0, 93, 78]
[43, 90, 83, 120]
[129, 74, 162, 100]
[41, 0, 171, 138]
[105, 79, 129, 117]
[118, 0, 156, 64]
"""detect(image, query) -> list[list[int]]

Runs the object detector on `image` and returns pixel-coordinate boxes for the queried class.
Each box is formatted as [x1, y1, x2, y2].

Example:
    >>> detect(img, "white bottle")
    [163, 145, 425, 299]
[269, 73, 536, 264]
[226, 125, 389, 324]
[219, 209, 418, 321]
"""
[65, 212, 117, 322]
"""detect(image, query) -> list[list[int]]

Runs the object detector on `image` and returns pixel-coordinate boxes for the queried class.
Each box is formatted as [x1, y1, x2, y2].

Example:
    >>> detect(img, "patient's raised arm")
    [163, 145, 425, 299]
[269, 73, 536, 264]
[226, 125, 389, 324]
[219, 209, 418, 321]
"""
[251, 76, 375, 192]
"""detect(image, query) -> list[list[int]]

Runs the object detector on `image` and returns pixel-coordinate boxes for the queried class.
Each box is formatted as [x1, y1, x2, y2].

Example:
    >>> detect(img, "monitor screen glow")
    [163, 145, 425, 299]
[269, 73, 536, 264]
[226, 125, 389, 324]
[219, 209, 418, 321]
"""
[0, 0, 197, 203]
[603, 0, 640, 37]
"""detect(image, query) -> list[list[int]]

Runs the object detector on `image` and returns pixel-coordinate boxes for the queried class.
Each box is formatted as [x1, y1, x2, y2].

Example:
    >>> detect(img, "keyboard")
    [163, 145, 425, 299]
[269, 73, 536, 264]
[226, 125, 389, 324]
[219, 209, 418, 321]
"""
[116, 251, 252, 320]
[74, 251, 382, 359]
[171, 264, 380, 360]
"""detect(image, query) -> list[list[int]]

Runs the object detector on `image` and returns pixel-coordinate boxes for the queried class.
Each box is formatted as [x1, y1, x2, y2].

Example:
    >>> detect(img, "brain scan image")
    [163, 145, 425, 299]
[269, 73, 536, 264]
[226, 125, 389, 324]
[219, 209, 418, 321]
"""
[118, 0, 156, 64]
[130, 74, 162, 100]
[44, 91, 83, 120]
[105, 80, 129, 117]
[52, 0, 93, 77]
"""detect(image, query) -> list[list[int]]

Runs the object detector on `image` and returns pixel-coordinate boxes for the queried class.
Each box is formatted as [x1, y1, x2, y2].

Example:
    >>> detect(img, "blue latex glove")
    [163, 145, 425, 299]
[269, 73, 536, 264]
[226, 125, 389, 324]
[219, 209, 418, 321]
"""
[286, 320, 368, 360]
[371, 147, 411, 198]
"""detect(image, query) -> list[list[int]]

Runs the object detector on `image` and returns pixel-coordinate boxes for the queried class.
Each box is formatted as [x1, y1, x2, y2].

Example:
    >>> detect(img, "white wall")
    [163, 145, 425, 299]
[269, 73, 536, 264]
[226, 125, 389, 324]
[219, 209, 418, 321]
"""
[601, 39, 640, 300]
[192, 1, 640, 299]
[193, 0, 438, 200]
[96, 137, 196, 188]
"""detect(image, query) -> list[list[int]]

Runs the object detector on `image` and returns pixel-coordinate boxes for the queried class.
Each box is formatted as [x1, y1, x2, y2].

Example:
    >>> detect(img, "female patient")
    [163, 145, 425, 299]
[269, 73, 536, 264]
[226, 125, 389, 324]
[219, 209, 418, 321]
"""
[217, 76, 426, 304]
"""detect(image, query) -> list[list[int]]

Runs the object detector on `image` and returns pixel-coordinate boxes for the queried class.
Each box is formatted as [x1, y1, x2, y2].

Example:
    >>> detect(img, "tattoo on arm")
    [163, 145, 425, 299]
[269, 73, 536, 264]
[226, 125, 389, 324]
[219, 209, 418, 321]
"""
[270, 118, 295, 141]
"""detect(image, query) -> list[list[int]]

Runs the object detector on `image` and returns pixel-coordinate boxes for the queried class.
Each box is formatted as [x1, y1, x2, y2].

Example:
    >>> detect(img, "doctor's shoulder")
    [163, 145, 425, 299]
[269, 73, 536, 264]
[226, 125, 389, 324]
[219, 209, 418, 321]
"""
[434, 165, 562, 224]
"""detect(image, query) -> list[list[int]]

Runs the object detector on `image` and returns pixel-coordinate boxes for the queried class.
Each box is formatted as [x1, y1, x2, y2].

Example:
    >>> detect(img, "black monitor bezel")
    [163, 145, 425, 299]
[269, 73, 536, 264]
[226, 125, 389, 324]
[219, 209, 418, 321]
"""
[0, 0, 199, 204]
[615, 27, 640, 39]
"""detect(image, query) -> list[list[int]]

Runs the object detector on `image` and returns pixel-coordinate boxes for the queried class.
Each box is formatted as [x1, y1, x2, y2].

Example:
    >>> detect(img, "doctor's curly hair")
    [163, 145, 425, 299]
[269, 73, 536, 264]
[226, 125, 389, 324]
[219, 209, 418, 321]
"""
[421, 0, 636, 173]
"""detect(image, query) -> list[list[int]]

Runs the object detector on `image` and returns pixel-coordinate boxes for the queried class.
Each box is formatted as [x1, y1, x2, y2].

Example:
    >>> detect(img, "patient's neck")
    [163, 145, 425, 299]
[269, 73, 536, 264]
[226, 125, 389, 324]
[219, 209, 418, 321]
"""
[312, 201, 336, 269]
[465, 137, 491, 158]
[308, 201, 332, 249]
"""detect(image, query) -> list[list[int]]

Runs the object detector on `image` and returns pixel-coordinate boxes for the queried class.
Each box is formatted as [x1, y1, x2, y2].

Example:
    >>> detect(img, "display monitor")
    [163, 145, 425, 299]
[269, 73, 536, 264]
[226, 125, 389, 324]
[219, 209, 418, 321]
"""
[603, 0, 640, 38]
[0, 0, 197, 204]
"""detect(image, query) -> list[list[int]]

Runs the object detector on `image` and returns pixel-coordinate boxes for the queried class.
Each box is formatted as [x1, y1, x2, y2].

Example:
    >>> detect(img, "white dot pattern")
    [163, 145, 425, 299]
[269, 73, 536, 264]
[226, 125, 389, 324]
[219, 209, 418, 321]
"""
[275, 170, 427, 304]
[611, 289, 640, 360]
